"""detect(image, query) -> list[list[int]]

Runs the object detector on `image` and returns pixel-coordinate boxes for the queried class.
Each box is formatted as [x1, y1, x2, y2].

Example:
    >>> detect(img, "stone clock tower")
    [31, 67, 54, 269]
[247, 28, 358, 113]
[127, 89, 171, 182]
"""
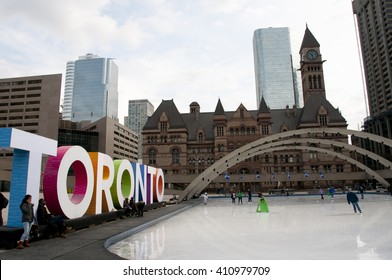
[299, 26, 326, 104]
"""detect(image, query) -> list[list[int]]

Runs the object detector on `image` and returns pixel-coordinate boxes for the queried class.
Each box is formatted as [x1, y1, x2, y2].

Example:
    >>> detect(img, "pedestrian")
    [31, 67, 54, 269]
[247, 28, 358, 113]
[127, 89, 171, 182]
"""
[359, 185, 364, 199]
[203, 192, 208, 205]
[136, 201, 145, 217]
[0, 192, 9, 226]
[319, 188, 324, 200]
[247, 189, 252, 202]
[231, 192, 236, 204]
[17, 194, 34, 249]
[237, 190, 243, 205]
[37, 198, 66, 238]
[122, 198, 133, 217]
[347, 188, 362, 214]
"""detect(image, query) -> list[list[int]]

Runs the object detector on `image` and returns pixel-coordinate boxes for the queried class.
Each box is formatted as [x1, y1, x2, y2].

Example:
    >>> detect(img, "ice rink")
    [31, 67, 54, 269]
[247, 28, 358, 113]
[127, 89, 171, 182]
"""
[108, 194, 392, 260]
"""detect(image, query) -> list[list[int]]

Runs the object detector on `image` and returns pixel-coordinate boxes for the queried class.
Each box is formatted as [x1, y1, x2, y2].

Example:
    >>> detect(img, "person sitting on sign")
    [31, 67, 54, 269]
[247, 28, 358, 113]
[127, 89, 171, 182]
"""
[256, 194, 269, 213]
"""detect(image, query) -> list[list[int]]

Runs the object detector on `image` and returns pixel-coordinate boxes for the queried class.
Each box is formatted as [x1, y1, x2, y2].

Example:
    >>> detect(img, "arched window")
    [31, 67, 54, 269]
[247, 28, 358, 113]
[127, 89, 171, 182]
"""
[198, 132, 203, 143]
[285, 155, 289, 163]
[309, 76, 313, 89]
[318, 75, 322, 89]
[172, 148, 180, 164]
[274, 155, 278, 164]
[280, 155, 284, 163]
[240, 126, 245, 135]
[289, 154, 293, 163]
[313, 75, 317, 89]
[148, 149, 156, 165]
[265, 155, 270, 163]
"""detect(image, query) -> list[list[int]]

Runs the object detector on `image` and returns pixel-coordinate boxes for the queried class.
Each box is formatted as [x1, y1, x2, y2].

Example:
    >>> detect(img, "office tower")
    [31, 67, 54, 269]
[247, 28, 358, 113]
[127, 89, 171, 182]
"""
[71, 53, 118, 123]
[62, 61, 75, 120]
[126, 99, 154, 160]
[0, 74, 61, 140]
[353, 0, 392, 139]
[0, 74, 62, 188]
[253, 27, 298, 109]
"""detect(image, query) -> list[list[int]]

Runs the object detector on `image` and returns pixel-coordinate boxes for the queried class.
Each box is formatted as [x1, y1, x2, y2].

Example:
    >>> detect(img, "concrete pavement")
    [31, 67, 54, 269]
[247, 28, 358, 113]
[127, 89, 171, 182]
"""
[0, 200, 199, 260]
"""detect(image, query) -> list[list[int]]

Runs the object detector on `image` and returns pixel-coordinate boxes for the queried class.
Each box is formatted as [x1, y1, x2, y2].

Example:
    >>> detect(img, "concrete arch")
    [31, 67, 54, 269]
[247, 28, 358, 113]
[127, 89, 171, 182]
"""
[190, 145, 389, 198]
[179, 128, 392, 201]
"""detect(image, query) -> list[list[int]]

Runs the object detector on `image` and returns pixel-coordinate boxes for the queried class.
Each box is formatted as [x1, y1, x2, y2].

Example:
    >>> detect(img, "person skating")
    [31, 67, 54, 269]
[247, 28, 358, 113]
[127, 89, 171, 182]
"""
[231, 192, 236, 204]
[203, 192, 208, 205]
[347, 188, 362, 214]
[319, 188, 324, 200]
[256, 194, 269, 213]
[359, 185, 364, 199]
[237, 190, 243, 205]
[247, 189, 252, 202]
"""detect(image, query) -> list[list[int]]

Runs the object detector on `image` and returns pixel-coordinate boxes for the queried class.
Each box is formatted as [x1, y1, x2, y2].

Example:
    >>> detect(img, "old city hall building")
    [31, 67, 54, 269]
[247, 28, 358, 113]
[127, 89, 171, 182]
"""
[142, 27, 352, 192]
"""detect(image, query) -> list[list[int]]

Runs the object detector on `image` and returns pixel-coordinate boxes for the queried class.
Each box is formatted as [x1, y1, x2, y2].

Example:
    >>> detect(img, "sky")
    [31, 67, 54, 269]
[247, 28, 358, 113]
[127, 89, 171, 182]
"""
[0, 0, 366, 130]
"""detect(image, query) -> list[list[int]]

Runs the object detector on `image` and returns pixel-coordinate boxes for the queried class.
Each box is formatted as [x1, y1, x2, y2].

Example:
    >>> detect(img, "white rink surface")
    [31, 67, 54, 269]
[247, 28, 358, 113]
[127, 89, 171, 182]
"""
[108, 194, 392, 260]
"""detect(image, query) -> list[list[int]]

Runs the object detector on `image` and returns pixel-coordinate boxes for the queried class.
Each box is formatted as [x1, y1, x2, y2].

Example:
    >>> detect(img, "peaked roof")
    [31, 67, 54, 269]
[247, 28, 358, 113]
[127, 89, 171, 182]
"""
[143, 99, 186, 129]
[300, 26, 320, 52]
[257, 97, 270, 114]
[298, 94, 346, 125]
[214, 99, 226, 116]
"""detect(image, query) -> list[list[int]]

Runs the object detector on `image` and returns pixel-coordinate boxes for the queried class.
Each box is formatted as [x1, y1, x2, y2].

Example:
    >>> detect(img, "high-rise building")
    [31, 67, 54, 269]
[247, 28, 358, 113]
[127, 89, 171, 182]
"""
[0, 74, 62, 139]
[125, 99, 154, 160]
[70, 53, 118, 123]
[0, 74, 62, 188]
[353, 0, 392, 135]
[62, 61, 75, 120]
[253, 27, 298, 109]
[352, 0, 392, 167]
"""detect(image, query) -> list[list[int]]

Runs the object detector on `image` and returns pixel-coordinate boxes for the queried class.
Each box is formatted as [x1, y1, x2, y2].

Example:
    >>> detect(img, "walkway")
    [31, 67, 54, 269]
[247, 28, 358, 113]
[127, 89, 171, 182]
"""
[0, 200, 199, 260]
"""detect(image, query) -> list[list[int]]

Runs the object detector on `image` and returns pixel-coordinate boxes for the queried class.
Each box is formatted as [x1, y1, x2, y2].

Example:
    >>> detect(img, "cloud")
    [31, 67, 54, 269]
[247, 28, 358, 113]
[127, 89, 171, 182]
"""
[0, 0, 367, 131]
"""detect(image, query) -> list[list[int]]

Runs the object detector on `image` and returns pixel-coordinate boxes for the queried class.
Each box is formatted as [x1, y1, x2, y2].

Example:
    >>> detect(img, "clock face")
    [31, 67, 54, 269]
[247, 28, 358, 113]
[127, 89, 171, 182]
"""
[306, 49, 318, 60]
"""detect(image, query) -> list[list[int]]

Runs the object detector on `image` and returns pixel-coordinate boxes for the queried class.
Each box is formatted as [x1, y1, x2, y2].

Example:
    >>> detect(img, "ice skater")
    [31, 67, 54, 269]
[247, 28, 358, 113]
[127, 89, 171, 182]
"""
[347, 188, 362, 214]
[231, 191, 236, 204]
[359, 185, 364, 199]
[237, 190, 243, 205]
[247, 189, 252, 202]
[319, 188, 324, 200]
[328, 186, 335, 198]
[203, 192, 208, 205]
[256, 194, 269, 213]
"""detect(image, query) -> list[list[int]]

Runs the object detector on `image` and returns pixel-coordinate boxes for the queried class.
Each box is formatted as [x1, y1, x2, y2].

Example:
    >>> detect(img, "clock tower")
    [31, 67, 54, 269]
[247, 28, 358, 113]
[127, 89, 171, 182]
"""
[299, 25, 326, 104]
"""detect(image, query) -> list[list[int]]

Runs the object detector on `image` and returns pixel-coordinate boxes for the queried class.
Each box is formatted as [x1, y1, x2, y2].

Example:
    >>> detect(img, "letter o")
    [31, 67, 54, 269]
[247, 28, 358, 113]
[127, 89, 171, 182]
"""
[43, 146, 94, 219]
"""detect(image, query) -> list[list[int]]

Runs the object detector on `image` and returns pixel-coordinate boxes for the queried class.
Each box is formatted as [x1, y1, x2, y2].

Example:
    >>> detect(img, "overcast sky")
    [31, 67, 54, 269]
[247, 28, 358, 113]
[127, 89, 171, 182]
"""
[0, 0, 366, 130]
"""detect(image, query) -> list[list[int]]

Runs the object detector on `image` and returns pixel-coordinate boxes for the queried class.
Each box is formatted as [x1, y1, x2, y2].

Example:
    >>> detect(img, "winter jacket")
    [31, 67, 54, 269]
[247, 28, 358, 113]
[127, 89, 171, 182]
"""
[20, 202, 34, 223]
[37, 203, 51, 225]
[347, 192, 359, 204]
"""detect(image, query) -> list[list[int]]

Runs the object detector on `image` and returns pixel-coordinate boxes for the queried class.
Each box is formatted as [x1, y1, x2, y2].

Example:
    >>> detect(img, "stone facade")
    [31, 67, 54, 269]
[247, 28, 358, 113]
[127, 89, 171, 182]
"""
[142, 27, 352, 191]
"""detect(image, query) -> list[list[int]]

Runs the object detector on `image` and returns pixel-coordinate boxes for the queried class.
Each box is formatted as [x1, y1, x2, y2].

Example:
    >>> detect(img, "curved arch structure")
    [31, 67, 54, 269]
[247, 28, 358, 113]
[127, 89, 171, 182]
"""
[179, 128, 392, 201]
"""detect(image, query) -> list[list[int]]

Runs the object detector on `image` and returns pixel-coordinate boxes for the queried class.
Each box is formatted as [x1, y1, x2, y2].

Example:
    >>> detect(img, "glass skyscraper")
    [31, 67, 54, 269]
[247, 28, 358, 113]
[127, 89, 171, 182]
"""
[126, 99, 154, 159]
[70, 53, 119, 122]
[253, 27, 298, 109]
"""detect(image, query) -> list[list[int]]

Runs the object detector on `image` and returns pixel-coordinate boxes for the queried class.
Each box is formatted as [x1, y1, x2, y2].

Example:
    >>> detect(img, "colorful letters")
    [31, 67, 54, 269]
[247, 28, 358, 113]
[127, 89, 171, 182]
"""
[0, 128, 165, 226]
